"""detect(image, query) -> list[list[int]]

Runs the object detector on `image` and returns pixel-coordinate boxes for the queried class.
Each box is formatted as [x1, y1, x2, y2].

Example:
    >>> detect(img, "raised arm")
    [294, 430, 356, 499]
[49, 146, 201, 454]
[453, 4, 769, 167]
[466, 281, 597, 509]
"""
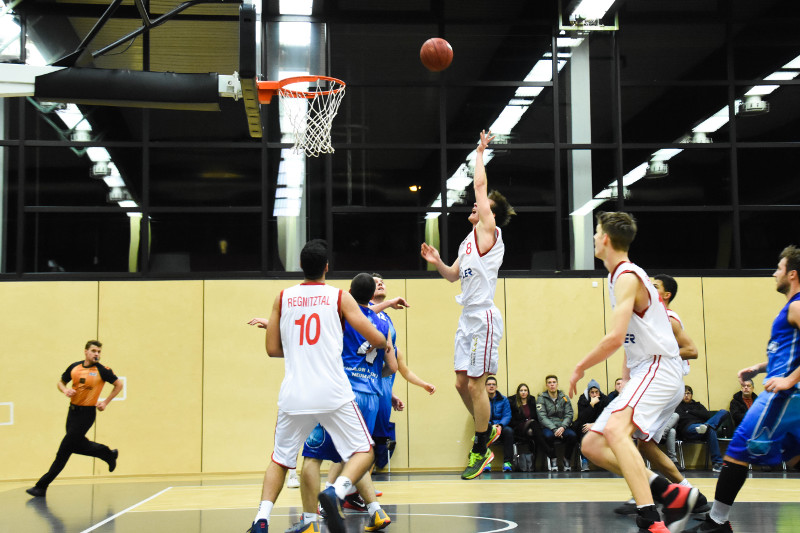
[569, 274, 638, 397]
[341, 292, 387, 350]
[670, 318, 698, 360]
[474, 130, 497, 252]
[265, 294, 284, 357]
[370, 296, 410, 314]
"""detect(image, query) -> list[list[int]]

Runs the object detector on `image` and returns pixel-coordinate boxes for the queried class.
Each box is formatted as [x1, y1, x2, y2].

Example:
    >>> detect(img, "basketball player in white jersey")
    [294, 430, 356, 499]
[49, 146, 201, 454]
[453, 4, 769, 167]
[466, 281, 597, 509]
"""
[568, 212, 698, 533]
[247, 239, 388, 533]
[420, 129, 515, 480]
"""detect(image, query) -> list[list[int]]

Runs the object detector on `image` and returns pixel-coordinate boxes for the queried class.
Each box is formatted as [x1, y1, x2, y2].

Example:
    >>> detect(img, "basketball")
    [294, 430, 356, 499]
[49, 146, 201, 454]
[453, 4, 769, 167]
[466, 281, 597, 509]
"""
[420, 38, 453, 72]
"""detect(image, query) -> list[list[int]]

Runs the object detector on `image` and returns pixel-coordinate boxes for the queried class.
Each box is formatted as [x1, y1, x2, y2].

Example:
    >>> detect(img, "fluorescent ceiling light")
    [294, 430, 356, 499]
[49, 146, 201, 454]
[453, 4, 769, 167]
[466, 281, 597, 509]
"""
[514, 86, 544, 98]
[103, 175, 125, 188]
[622, 162, 648, 186]
[86, 147, 110, 162]
[276, 187, 303, 198]
[279, 0, 313, 16]
[783, 55, 800, 69]
[118, 200, 138, 208]
[55, 103, 89, 130]
[571, 0, 616, 20]
[764, 71, 798, 81]
[490, 105, 527, 135]
[279, 22, 311, 47]
[557, 37, 585, 48]
[525, 59, 555, 82]
[744, 85, 779, 96]
[651, 148, 683, 161]
[692, 106, 728, 133]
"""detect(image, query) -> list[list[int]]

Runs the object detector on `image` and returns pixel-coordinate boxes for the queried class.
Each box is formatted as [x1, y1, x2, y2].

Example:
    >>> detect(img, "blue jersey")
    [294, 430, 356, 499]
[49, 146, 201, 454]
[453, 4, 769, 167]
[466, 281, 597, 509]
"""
[342, 305, 389, 395]
[765, 292, 800, 383]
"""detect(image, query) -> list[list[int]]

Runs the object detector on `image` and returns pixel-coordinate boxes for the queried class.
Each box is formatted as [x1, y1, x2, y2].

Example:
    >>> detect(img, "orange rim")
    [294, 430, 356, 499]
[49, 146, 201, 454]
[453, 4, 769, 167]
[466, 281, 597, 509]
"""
[257, 75, 345, 103]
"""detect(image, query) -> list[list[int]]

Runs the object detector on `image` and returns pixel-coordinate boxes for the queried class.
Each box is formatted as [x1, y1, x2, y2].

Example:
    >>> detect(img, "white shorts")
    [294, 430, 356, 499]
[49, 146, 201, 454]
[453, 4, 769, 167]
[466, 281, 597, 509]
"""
[454, 306, 503, 378]
[591, 355, 684, 442]
[271, 401, 374, 468]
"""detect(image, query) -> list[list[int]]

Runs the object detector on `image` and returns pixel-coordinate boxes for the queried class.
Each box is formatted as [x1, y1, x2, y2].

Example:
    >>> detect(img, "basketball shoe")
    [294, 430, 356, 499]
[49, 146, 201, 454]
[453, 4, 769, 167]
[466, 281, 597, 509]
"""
[472, 425, 500, 446]
[635, 516, 670, 533]
[461, 449, 494, 480]
[364, 508, 391, 531]
[284, 520, 319, 533]
[660, 483, 698, 532]
[344, 493, 367, 512]
[692, 491, 711, 514]
[317, 486, 345, 533]
[683, 516, 733, 532]
[248, 518, 268, 533]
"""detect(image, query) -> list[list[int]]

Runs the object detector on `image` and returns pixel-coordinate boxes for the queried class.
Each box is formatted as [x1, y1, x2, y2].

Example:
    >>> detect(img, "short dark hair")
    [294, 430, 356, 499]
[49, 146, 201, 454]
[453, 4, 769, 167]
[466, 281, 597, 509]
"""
[545, 374, 558, 383]
[371, 272, 383, 280]
[596, 211, 637, 252]
[85, 340, 102, 350]
[300, 239, 328, 279]
[488, 190, 516, 227]
[485, 376, 498, 385]
[654, 274, 678, 304]
[780, 245, 800, 278]
[685, 385, 693, 394]
[350, 273, 376, 305]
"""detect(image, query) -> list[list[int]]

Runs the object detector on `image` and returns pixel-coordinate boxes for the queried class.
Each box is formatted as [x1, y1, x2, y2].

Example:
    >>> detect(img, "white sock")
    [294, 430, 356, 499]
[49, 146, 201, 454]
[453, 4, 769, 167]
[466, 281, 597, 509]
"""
[325, 481, 334, 489]
[648, 473, 658, 484]
[679, 479, 692, 487]
[333, 476, 353, 500]
[367, 501, 382, 515]
[255, 500, 273, 522]
[303, 512, 318, 524]
[710, 501, 731, 524]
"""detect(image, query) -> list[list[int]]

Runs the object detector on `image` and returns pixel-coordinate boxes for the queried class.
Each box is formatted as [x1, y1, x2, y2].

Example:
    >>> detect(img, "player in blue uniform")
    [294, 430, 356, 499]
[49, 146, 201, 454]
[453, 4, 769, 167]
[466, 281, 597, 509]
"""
[292, 273, 397, 533]
[685, 245, 800, 533]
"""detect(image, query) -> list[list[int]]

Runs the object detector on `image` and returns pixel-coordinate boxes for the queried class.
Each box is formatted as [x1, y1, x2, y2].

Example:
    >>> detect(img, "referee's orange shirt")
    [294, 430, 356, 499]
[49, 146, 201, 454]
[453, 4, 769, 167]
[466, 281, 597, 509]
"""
[61, 362, 119, 407]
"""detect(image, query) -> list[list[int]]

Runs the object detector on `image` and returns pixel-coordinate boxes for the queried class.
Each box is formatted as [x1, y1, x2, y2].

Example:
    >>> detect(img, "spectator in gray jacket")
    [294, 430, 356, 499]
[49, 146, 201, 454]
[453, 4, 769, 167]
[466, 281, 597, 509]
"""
[536, 375, 577, 472]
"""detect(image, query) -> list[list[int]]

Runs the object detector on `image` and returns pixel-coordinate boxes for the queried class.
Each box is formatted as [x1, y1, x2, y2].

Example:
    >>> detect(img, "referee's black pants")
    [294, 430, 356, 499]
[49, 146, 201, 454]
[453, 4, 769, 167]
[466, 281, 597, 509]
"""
[35, 404, 113, 489]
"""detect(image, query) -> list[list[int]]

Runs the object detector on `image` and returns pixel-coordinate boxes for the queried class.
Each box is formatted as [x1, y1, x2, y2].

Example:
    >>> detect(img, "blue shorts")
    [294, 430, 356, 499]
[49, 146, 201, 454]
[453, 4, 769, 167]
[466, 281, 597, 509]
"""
[725, 389, 800, 465]
[302, 391, 378, 462]
[373, 382, 395, 440]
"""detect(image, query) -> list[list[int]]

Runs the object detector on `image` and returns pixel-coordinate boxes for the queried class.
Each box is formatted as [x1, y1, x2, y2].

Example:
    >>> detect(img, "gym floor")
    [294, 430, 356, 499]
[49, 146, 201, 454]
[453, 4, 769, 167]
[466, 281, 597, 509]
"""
[3, 470, 799, 533]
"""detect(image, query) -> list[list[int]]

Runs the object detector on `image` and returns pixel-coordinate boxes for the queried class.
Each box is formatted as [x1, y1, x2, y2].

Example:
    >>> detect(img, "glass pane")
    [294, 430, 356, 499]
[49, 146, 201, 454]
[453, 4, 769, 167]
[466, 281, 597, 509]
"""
[732, 17, 800, 81]
[445, 212, 558, 271]
[734, 85, 800, 143]
[622, 148, 731, 206]
[740, 210, 800, 269]
[618, 211, 733, 269]
[0, 146, 14, 273]
[23, 99, 143, 142]
[149, 213, 261, 272]
[149, 147, 262, 207]
[23, 213, 132, 273]
[331, 149, 438, 208]
[19, 147, 142, 207]
[738, 148, 800, 205]
[149, 100, 257, 142]
[443, 148, 555, 208]
[618, 13, 726, 82]
[330, 87, 440, 145]
[559, 148, 618, 209]
[329, 23, 438, 85]
[621, 86, 730, 144]
[331, 212, 426, 271]
[447, 86, 553, 144]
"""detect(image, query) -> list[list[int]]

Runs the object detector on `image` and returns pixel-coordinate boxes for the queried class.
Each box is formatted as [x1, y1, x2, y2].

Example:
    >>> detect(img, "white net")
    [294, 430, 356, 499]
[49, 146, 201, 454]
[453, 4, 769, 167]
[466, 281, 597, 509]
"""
[278, 77, 345, 158]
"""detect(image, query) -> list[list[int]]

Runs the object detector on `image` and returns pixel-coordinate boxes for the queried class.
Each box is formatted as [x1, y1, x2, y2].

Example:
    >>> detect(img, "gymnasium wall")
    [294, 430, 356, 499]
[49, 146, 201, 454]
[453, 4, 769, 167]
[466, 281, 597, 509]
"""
[0, 276, 782, 481]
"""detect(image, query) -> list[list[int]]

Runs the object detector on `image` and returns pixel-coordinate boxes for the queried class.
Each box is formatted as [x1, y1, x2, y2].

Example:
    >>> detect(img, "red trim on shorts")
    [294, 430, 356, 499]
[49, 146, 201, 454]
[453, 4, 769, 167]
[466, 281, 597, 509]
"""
[270, 453, 294, 469]
[351, 401, 373, 444]
[476, 228, 499, 257]
[484, 309, 491, 374]
[455, 369, 468, 373]
[608, 355, 661, 439]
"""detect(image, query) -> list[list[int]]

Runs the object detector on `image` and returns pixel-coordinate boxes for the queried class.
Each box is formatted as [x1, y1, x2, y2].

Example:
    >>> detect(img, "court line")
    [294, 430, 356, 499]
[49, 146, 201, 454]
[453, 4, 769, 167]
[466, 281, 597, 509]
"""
[79, 486, 173, 533]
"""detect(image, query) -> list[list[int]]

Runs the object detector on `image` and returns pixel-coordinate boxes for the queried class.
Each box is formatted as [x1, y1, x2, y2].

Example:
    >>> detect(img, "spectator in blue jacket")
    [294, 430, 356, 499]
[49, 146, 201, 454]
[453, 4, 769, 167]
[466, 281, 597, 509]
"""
[485, 376, 514, 472]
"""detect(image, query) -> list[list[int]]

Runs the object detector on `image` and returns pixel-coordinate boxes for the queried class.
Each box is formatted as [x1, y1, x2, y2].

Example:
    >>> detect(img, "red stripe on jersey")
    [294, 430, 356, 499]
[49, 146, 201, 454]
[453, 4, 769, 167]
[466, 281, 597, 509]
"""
[609, 260, 630, 280]
[475, 228, 500, 257]
[279, 289, 284, 319]
[615, 270, 651, 318]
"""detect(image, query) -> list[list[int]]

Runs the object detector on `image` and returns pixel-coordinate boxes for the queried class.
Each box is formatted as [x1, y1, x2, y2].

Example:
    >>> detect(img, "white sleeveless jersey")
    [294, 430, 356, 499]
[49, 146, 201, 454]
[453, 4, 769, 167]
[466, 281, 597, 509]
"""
[277, 283, 354, 414]
[456, 227, 504, 310]
[609, 262, 680, 370]
[667, 309, 692, 375]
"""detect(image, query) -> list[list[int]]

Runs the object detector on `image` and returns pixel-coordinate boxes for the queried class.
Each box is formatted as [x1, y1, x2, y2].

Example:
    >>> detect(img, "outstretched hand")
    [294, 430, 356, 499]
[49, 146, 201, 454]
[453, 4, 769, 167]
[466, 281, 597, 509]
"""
[247, 318, 269, 329]
[420, 242, 441, 264]
[477, 129, 495, 153]
[385, 297, 411, 310]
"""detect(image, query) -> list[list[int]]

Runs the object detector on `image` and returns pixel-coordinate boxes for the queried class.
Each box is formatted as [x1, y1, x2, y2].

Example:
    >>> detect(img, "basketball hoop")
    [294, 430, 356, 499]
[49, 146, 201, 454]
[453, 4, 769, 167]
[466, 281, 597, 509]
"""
[257, 75, 346, 157]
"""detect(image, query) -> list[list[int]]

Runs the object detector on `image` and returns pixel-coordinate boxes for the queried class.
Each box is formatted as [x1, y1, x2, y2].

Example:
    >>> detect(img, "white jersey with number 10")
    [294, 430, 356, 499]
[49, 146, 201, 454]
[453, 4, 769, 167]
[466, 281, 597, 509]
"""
[277, 282, 354, 414]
